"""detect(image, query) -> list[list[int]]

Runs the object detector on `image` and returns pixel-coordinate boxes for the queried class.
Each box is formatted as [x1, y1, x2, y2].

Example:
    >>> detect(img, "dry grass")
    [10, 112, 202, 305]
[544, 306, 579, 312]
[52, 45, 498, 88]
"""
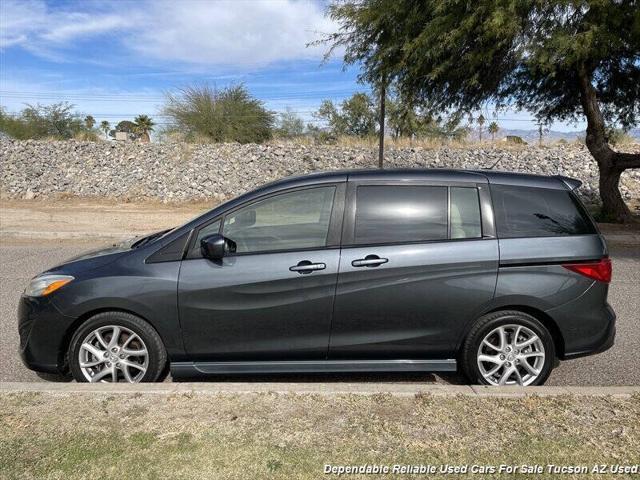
[268, 135, 602, 151]
[1, 392, 638, 479]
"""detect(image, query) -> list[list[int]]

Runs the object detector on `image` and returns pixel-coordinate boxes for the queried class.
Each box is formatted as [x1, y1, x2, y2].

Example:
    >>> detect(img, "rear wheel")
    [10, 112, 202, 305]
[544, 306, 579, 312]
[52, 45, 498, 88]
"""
[68, 312, 167, 383]
[460, 311, 555, 386]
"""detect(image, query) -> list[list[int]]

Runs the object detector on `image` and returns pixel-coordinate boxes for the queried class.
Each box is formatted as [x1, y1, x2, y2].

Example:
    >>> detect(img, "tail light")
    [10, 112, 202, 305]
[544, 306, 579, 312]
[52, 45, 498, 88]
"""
[563, 257, 611, 283]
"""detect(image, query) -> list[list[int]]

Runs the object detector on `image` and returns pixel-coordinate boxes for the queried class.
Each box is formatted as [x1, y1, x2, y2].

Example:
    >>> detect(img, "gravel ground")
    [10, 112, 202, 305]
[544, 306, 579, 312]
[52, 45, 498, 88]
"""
[2, 140, 639, 211]
[1, 238, 637, 386]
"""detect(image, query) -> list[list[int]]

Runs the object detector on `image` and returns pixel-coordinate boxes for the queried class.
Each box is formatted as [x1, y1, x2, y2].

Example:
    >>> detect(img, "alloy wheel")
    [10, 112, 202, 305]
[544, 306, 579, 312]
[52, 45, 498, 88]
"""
[476, 324, 545, 386]
[78, 325, 149, 383]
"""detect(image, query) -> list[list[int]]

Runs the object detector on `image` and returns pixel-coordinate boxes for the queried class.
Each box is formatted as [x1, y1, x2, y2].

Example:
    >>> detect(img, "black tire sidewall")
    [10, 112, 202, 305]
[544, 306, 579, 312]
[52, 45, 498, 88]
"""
[68, 312, 167, 383]
[461, 311, 555, 386]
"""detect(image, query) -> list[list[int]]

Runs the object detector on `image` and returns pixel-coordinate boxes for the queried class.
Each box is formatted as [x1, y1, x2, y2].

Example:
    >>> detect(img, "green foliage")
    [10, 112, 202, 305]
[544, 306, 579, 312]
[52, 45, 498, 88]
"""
[386, 95, 468, 140]
[0, 107, 37, 139]
[275, 108, 305, 138]
[605, 127, 634, 146]
[134, 115, 155, 142]
[324, 0, 640, 128]
[100, 120, 110, 139]
[84, 115, 96, 130]
[477, 114, 486, 141]
[488, 121, 499, 141]
[314, 92, 377, 137]
[305, 123, 338, 144]
[162, 84, 274, 143]
[0, 103, 91, 140]
[109, 120, 138, 140]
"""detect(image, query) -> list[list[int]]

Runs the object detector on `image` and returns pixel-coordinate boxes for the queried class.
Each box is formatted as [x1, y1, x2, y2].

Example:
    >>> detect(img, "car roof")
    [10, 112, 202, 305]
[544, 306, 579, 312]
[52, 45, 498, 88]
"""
[260, 168, 571, 190]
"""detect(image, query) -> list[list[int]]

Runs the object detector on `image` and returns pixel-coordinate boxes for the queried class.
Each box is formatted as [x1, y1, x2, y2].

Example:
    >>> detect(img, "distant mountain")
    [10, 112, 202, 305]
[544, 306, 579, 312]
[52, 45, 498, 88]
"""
[491, 127, 640, 143]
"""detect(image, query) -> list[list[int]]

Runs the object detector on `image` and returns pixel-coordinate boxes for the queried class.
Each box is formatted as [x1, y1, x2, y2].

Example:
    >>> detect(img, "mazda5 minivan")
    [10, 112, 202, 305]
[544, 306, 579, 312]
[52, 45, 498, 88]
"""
[19, 169, 615, 385]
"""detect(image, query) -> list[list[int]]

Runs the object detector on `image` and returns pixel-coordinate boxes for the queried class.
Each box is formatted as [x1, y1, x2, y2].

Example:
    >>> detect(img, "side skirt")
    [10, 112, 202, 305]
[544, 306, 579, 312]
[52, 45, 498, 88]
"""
[171, 359, 457, 378]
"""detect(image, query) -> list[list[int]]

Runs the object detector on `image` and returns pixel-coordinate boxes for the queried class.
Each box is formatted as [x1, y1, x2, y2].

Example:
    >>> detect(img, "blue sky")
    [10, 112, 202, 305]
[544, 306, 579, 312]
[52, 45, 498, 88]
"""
[1, 0, 584, 132]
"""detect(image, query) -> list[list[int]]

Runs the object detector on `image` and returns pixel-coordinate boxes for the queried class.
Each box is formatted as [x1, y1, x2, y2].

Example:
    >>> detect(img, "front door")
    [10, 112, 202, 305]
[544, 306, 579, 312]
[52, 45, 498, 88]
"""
[179, 184, 344, 361]
[329, 182, 498, 359]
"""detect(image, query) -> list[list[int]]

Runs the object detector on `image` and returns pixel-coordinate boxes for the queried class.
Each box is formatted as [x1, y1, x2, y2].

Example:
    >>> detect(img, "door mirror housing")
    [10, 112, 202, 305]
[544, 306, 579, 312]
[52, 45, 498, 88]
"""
[200, 234, 237, 260]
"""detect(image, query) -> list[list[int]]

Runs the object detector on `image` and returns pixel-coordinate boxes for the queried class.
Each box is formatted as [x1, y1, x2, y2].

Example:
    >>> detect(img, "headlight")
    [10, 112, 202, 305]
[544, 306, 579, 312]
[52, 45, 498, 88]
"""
[24, 275, 74, 297]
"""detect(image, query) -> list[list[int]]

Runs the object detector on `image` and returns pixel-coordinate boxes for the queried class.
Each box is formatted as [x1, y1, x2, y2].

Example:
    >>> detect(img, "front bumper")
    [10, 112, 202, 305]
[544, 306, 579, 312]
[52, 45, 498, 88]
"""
[18, 295, 76, 374]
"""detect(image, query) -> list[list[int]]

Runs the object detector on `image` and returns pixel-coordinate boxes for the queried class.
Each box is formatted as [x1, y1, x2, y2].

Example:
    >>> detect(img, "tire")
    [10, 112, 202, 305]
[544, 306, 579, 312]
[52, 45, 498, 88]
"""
[460, 310, 555, 386]
[68, 311, 167, 383]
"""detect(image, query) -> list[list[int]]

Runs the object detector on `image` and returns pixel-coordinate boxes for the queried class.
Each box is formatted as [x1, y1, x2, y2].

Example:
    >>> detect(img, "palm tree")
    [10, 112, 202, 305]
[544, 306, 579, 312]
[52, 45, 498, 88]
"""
[477, 114, 486, 141]
[100, 120, 110, 140]
[488, 121, 499, 141]
[84, 115, 96, 130]
[134, 115, 155, 143]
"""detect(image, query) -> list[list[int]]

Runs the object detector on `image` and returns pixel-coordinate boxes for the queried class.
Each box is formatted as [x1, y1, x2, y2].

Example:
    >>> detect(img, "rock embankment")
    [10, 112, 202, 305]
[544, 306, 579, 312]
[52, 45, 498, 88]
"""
[1, 140, 638, 209]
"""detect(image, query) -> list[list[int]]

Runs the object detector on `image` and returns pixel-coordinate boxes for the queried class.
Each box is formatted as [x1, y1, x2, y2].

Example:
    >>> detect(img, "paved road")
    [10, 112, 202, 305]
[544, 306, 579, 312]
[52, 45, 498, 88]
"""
[1, 239, 638, 385]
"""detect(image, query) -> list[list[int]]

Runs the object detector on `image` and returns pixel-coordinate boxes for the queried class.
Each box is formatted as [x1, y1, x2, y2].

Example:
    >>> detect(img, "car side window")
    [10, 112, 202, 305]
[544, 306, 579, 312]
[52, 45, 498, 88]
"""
[189, 219, 221, 257]
[354, 185, 448, 244]
[450, 187, 482, 239]
[491, 185, 597, 238]
[222, 186, 336, 254]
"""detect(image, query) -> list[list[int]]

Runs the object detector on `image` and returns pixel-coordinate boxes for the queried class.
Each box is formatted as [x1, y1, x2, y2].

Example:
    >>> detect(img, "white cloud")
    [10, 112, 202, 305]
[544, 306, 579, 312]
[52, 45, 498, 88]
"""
[131, 0, 338, 67]
[0, 0, 47, 47]
[0, 0, 338, 68]
[41, 13, 133, 43]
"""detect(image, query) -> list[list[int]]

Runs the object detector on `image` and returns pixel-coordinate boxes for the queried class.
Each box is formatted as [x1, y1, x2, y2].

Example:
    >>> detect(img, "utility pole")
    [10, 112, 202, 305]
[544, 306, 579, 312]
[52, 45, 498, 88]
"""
[378, 80, 386, 169]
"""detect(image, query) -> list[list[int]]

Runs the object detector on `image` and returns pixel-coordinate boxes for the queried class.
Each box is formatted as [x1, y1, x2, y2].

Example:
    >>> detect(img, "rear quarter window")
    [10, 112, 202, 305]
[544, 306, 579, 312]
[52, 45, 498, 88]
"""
[491, 185, 596, 238]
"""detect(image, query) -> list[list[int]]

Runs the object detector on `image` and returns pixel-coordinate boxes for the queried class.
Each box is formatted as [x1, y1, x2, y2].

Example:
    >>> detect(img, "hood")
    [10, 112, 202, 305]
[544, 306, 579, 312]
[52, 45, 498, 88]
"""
[45, 238, 137, 275]
[42, 228, 172, 276]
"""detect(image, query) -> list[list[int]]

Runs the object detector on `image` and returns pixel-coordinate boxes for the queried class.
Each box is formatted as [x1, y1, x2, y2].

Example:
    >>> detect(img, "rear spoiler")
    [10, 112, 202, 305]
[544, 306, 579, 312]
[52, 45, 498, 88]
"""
[555, 175, 582, 191]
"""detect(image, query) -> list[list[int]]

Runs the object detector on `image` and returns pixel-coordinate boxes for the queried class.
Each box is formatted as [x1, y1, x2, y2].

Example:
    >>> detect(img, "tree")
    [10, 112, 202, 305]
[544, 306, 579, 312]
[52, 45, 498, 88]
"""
[323, 0, 640, 222]
[1, 102, 86, 139]
[477, 114, 486, 142]
[386, 96, 467, 141]
[162, 84, 274, 143]
[100, 120, 110, 140]
[134, 115, 155, 143]
[109, 120, 138, 140]
[488, 121, 499, 142]
[314, 92, 377, 137]
[84, 115, 96, 130]
[275, 108, 305, 138]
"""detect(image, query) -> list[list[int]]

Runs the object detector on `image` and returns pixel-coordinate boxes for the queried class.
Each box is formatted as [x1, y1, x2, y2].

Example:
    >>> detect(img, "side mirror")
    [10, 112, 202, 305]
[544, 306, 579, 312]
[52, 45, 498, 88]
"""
[200, 234, 237, 261]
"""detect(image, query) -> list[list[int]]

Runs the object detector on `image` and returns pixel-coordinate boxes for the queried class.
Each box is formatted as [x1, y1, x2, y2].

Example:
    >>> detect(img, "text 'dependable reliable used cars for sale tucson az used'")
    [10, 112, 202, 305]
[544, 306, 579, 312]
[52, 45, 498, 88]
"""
[18, 169, 615, 385]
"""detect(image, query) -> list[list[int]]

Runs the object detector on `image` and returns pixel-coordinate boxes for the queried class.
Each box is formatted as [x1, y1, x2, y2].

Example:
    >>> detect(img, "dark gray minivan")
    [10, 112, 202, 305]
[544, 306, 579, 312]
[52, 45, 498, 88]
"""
[19, 169, 615, 385]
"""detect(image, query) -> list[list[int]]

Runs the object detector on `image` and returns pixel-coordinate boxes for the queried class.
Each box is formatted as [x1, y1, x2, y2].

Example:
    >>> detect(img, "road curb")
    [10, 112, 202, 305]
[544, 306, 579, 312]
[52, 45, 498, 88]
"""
[1, 382, 638, 398]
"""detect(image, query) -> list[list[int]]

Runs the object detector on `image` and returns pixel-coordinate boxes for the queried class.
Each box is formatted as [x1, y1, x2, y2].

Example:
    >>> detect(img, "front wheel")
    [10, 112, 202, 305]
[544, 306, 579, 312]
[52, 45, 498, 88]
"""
[460, 311, 556, 386]
[68, 312, 167, 383]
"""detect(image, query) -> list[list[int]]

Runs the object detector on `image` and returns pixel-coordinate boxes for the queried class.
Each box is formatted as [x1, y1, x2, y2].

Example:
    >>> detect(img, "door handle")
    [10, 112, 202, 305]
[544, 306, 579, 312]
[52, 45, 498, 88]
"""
[289, 260, 326, 274]
[351, 255, 389, 268]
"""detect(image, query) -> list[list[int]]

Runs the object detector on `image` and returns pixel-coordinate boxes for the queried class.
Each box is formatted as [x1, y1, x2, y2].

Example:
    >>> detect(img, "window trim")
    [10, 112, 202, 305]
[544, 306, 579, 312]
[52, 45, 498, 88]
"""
[342, 180, 490, 247]
[185, 183, 346, 259]
[449, 185, 484, 240]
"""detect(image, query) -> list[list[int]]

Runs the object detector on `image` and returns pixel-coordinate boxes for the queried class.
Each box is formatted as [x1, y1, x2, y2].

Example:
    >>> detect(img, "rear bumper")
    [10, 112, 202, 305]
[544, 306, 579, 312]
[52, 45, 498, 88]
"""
[557, 302, 616, 360]
[18, 295, 75, 374]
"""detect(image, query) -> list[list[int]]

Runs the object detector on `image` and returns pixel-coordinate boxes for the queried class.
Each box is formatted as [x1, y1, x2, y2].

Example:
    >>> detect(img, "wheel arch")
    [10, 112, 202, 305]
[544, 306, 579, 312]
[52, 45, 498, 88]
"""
[458, 305, 565, 360]
[57, 307, 168, 374]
